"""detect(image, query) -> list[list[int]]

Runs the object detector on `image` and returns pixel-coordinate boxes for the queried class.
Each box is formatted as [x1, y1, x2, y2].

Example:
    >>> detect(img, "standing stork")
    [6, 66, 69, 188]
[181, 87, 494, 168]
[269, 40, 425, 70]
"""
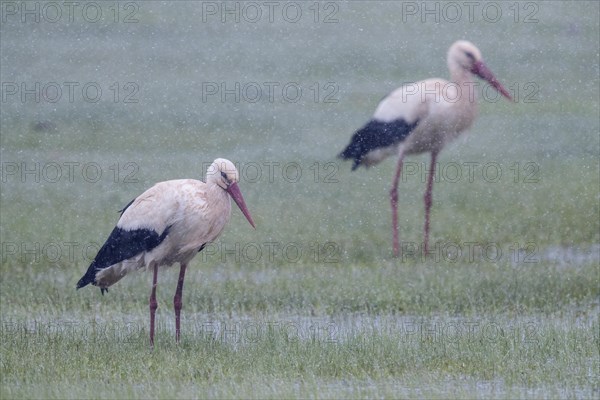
[77, 158, 255, 345]
[339, 40, 513, 257]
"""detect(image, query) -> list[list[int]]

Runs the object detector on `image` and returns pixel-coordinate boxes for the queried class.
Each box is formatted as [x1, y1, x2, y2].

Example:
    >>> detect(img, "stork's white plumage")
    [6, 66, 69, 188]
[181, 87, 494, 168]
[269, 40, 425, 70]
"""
[77, 158, 255, 345]
[340, 40, 512, 256]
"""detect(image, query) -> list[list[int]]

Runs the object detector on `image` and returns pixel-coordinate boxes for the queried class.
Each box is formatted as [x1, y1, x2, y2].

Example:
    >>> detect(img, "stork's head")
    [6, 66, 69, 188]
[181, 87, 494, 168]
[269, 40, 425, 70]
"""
[207, 158, 256, 229]
[447, 40, 512, 101]
[208, 158, 240, 189]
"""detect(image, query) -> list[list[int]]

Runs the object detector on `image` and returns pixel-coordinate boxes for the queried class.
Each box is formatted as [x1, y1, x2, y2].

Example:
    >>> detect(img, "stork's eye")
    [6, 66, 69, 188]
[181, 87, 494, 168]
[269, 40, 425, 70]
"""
[464, 51, 475, 61]
[220, 171, 231, 185]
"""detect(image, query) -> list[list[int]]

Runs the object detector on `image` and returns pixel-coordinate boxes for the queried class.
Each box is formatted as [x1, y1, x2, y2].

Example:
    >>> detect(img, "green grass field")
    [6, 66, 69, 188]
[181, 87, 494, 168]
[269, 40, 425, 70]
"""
[1, 1, 599, 398]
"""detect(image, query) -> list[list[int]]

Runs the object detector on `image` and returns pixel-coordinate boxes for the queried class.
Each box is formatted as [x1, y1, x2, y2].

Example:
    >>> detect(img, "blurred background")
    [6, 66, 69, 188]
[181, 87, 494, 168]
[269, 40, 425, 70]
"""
[1, 2, 598, 252]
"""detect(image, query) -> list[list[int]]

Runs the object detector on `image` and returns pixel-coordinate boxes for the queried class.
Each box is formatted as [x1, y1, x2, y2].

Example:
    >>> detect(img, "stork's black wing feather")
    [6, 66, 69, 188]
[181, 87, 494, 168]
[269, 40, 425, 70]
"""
[76, 225, 171, 291]
[339, 119, 418, 170]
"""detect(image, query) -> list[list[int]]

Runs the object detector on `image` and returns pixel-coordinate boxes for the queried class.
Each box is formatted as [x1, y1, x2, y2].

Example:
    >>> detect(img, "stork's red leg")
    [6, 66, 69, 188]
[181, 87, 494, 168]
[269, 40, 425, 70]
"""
[390, 147, 406, 257]
[423, 151, 439, 254]
[173, 262, 187, 343]
[149, 263, 159, 347]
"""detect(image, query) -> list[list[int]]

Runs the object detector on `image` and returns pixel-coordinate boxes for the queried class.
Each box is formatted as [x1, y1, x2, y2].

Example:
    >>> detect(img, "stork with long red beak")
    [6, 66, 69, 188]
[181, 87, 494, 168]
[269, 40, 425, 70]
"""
[340, 40, 513, 257]
[77, 158, 255, 346]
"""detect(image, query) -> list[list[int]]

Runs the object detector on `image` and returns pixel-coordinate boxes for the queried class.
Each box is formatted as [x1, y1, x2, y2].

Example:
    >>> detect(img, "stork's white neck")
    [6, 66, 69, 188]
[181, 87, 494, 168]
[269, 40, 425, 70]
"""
[450, 67, 478, 106]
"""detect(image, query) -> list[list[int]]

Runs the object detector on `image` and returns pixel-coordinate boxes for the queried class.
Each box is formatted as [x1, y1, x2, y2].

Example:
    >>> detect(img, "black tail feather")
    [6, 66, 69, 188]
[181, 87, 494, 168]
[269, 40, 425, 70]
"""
[76, 263, 109, 295]
[76, 261, 97, 290]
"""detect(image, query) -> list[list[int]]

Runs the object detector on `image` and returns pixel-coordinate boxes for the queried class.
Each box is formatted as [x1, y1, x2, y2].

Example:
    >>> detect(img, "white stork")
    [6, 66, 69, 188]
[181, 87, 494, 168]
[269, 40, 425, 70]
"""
[77, 158, 255, 345]
[340, 40, 513, 257]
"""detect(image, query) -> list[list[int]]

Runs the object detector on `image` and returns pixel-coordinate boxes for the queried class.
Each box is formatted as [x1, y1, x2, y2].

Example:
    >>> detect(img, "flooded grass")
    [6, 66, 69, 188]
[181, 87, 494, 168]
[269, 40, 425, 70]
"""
[1, 309, 598, 399]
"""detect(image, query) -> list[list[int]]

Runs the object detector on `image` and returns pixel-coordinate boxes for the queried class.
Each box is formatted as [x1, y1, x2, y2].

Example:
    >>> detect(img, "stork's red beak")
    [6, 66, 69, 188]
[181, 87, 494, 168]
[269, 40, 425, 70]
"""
[471, 60, 513, 101]
[227, 182, 256, 229]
